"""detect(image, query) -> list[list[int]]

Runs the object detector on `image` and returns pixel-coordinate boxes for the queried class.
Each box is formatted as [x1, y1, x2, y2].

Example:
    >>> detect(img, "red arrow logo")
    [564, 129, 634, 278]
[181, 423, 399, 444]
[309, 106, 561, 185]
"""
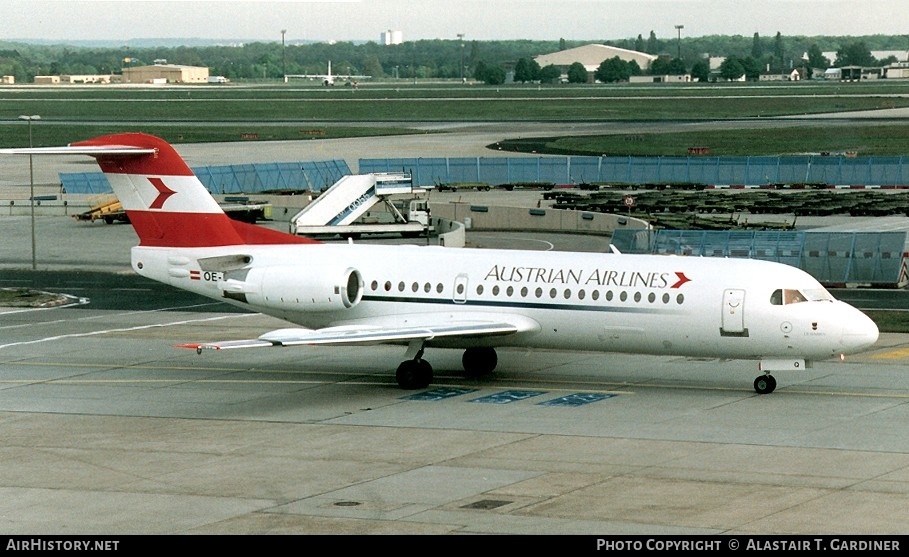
[147, 177, 176, 209]
[670, 272, 691, 289]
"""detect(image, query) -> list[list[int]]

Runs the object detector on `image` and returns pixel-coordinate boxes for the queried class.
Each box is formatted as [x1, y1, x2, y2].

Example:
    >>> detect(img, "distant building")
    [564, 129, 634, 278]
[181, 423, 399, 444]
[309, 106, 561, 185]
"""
[885, 63, 909, 79]
[122, 64, 209, 84]
[822, 50, 909, 65]
[1, 75, 13, 84]
[61, 74, 116, 84]
[381, 30, 403, 45]
[33, 75, 61, 84]
[534, 44, 658, 82]
[630, 74, 691, 84]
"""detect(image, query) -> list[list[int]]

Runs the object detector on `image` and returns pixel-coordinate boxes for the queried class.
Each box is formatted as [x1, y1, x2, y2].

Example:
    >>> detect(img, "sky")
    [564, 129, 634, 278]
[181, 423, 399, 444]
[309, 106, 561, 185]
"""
[3, 0, 908, 44]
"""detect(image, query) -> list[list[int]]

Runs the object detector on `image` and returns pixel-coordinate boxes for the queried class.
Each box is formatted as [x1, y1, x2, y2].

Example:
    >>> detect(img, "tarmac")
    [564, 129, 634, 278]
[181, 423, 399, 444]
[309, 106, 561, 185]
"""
[2, 128, 909, 537]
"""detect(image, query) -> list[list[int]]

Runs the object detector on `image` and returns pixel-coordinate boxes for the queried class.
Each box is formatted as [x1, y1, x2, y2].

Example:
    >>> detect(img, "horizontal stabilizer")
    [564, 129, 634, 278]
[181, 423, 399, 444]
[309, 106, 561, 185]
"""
[0, 145, 157, 156]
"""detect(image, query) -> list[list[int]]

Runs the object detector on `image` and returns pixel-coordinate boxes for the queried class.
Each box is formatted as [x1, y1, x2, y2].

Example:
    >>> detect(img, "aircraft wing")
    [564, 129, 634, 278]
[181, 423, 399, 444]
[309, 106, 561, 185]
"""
[180, 314, 539, 351]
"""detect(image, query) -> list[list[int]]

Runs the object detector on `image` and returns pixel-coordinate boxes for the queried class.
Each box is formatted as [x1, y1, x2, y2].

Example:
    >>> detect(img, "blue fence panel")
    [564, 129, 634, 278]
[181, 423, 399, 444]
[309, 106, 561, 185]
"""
[682, 157, 714, 185]
[598, 157, 631, 183]
[413, 158, 450, 186]
[567, 157, 599, 184]
[873, 156, 908, 186]
[442, 158, 475, 183]
[806, 157, 841, 185]
[479, 158, 509, 185]
[62, 159, 351, 195]
[613, 229, 907, 286]
[713, 157, 744, 185]
[63, 155, 909, 195]
[839, 158, 874, 186]
[506, 158, 540, 183]
[60, 172, 111, 194]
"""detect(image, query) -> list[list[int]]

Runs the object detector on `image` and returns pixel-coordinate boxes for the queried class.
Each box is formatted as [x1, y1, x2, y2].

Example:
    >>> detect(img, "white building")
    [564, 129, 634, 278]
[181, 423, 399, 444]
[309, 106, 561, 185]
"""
[534, 44, 658, 82]
[381, 30, 403, 45]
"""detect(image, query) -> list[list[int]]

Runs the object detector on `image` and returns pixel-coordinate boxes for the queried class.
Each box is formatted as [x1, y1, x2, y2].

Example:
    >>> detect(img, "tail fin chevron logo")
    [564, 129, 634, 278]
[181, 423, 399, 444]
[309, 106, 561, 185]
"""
[147, 177, 177, 209]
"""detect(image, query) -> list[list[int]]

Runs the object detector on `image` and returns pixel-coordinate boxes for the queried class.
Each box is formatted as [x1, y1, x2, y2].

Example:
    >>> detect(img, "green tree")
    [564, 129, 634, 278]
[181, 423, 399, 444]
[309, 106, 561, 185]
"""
[649, 57, 670, 75]
[667, 58, 687, 75]
[691, 59, 710, 82]
[835, 41, 875, 66]
[482, 64, 506, 85]
[646, 31, 659, 54]
[773, 32, 785, 70]
[566, 61, 588, 83]
[362, 54, 384, 78]
[595, 57, 629, 83]
[742, 56, 762, 80]
[513, 57, 540, 82]
[751, 33, 763, 59]
[719, 56, 745, 80]
[538, 64, 561, 83]
[634, 34, 646, 53]
[807, 44, 829, 69]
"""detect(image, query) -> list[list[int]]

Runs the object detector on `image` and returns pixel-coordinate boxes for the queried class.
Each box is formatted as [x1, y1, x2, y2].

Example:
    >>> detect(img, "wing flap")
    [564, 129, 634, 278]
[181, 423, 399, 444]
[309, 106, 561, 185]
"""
[180, 315, 538, 352]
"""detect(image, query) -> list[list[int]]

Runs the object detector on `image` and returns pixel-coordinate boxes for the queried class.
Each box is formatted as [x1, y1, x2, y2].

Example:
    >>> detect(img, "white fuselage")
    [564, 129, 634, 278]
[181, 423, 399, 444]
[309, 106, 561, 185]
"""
[132, 242, 879, 362]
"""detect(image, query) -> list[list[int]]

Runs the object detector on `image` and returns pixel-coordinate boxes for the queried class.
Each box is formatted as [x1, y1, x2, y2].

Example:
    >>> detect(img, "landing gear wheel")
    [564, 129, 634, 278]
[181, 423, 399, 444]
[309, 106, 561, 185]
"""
[753, 374, 777, 395]
[462, 347, 498, 378]
[396, 359, 433, 390]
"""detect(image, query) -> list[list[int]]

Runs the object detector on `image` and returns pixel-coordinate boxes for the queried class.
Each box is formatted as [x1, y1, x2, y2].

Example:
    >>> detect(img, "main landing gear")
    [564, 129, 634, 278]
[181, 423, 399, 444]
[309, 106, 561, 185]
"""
[395, 345, 499, 389]
[753, 373, 777, 395]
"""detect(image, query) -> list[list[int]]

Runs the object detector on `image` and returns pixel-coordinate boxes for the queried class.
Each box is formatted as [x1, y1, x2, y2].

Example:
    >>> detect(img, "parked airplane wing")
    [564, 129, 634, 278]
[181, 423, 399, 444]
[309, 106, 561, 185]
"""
[182, 314, 539, 351]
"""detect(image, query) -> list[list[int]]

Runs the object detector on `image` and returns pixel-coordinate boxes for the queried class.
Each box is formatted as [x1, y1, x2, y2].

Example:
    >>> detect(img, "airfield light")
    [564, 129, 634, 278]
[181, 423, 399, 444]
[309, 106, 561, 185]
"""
[675, 25, 684, 60]
[18, 114, 40, 270]
[457, 33, 465, 81]
[281, 30, 287, 83]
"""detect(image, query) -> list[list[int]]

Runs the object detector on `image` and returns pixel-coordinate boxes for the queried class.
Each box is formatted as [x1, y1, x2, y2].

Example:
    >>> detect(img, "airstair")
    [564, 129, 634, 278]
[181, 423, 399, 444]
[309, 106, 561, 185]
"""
[290, 172, 427, 228]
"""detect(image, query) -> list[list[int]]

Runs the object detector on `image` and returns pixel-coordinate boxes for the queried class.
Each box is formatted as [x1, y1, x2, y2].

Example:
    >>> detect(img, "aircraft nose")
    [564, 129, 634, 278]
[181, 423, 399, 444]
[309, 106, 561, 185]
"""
[841, 306, 879, 352]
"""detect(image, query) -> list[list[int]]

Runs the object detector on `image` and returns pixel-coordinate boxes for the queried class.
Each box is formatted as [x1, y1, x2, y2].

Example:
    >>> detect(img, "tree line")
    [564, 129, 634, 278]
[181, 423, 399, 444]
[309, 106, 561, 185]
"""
[0, 33, 905, 84]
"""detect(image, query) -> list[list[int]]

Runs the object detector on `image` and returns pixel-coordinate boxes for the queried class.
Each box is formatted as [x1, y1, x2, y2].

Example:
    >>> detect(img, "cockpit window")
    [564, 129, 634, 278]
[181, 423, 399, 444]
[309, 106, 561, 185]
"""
[770, 288, 834, 306]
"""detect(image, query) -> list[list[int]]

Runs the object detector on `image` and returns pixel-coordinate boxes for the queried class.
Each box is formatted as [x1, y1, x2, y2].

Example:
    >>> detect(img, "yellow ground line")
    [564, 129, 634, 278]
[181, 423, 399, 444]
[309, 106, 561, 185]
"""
[870, 348, 909, 360]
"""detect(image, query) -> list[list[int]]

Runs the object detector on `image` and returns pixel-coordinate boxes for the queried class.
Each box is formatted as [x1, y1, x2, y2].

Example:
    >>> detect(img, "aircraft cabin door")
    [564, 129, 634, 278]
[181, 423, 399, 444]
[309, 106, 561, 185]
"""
[453, 274, 469, 304]
[721, 288, 748, 336]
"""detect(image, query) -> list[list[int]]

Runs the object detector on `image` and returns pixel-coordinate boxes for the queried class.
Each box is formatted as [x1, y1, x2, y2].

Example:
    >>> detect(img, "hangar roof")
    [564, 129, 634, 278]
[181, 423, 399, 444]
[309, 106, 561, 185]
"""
[534, 44, 658, 71]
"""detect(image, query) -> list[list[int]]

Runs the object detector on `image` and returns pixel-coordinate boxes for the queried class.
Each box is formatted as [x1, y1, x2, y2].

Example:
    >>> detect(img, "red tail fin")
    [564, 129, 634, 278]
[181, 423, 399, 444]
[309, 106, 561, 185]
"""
[71, 133, 315, 248]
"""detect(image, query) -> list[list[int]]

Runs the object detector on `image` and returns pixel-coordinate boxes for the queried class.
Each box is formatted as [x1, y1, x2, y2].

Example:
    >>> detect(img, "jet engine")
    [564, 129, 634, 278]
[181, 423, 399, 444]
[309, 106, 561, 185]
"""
[238, 265, 364, 312]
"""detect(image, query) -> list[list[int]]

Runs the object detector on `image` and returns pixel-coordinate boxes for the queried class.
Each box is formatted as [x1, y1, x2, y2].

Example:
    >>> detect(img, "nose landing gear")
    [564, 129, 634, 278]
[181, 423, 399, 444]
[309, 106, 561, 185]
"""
[753, 374, 777, 395]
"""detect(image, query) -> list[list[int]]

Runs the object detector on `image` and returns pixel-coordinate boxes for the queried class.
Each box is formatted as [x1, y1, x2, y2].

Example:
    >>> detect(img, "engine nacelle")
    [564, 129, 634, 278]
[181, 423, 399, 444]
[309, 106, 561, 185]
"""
[238, 265, 364, 312]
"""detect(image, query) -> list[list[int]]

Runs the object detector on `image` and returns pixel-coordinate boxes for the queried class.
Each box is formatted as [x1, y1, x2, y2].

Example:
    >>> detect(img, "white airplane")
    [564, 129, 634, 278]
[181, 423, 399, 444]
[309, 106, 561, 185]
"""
[1, 133, 879, 394]
[284, 60, 369, 86]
